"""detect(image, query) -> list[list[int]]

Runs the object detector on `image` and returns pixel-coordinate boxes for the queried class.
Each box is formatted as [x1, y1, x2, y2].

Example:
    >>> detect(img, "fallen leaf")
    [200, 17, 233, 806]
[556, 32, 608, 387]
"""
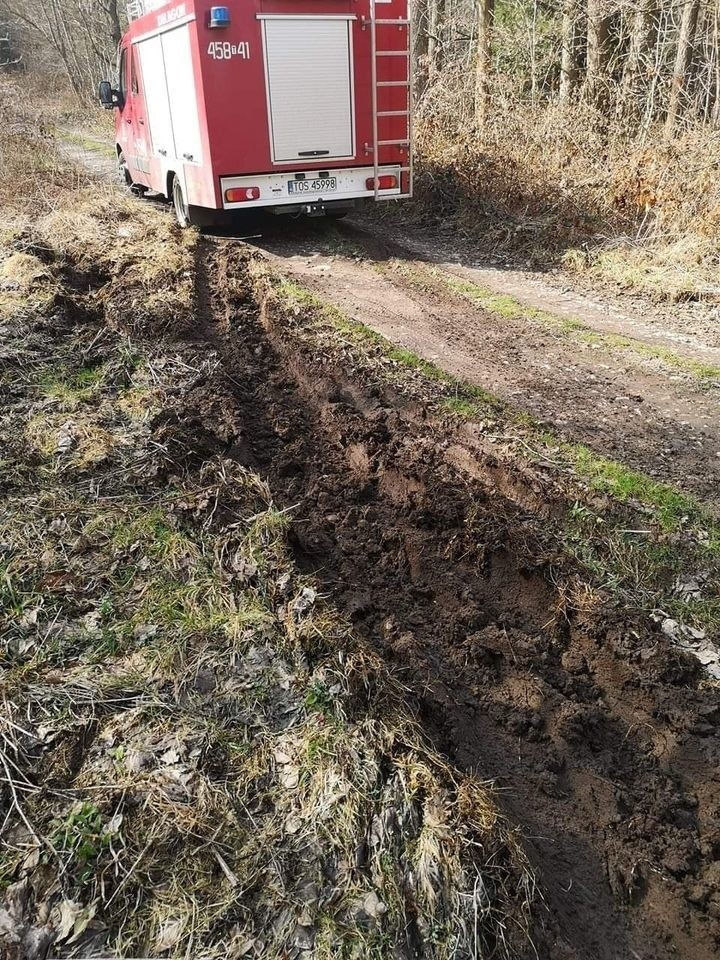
[54, 900, 83, 942]
[156, 918, 183, 951]
[363, 890, 387, 919]
[280, 766, 300, 790]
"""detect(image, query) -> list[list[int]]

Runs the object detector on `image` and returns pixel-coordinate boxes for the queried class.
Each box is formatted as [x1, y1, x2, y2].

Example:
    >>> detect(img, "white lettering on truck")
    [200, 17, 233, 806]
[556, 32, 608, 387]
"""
[207, 41, 250, 60]
[158, 4, 186, 26]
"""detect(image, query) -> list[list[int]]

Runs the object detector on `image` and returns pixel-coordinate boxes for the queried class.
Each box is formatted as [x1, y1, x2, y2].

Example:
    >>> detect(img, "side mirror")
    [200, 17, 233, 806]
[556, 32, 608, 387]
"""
[99, 80, 121, 110]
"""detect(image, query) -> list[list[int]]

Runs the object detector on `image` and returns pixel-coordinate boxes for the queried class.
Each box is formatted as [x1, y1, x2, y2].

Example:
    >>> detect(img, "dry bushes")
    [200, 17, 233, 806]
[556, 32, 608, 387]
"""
[0, 79, 90, 217]
[413, 98, 720, 301]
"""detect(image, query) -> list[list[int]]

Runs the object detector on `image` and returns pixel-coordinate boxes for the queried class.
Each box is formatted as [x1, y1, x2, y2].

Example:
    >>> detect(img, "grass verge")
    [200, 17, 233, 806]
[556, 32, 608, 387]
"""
[0, 145, 537, 958]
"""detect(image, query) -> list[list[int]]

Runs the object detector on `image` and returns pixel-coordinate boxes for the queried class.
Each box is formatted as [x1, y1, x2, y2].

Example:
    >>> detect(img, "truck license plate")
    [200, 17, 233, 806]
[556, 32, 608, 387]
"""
[288, 177, 337, 194]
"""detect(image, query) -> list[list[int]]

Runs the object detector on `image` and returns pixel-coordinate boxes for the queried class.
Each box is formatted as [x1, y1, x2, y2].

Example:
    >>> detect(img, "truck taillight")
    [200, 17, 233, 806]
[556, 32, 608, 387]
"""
[366, 175, 398, 191]
[225, 187, 260, 203]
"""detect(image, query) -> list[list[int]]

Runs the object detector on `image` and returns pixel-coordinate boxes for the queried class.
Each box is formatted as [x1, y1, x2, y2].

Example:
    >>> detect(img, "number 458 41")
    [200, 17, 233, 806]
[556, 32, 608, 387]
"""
[208, 41, 250, 60]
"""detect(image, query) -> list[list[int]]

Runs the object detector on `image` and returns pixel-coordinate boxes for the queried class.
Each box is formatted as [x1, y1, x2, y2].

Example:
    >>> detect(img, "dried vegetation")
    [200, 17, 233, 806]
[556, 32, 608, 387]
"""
[412, 103, 720, 303]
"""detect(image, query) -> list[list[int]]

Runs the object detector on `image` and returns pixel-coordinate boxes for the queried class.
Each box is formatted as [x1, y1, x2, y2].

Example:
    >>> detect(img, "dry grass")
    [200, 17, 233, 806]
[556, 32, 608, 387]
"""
[0, 252, 58, 324]
[412, 99, 720, 302]
[0, 79, 95, 218]
[0, 316, 536, 959]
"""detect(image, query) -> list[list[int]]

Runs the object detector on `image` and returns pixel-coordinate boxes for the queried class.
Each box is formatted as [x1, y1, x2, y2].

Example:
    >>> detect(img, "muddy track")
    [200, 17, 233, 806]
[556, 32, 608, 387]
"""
[251, 218, 720, 508]
[55, 133, 720, 504]
[159, 237, 720, 960]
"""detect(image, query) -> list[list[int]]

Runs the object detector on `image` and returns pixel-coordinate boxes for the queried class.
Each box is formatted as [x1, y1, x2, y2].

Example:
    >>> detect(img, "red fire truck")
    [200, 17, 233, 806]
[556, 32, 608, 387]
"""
[100, 0, 413, 227]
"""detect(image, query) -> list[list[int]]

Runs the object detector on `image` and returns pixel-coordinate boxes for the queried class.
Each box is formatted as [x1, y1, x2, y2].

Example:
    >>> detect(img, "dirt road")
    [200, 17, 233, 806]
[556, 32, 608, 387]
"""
[60, 132, 720, 507]
[254, 217, 720, 507]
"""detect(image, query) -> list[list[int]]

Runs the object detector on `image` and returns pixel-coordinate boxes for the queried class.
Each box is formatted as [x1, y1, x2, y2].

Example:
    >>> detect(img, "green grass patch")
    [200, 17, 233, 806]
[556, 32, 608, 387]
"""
[559, 442, 700, 531]
[276, 278, 347, 326]
[386, 346, 453, 381]
[51, 802, 114, 886]
[440, 396, 488, 418]
[107, 509, 199, 565]
[58, 128, 114, 157]
[40, 363, 107, 408]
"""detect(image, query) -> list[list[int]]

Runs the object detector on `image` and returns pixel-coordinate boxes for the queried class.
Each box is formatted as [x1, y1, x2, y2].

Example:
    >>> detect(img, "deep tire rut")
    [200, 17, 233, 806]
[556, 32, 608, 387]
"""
[253, 218, 720, 508]
[175, 238, 720, 960]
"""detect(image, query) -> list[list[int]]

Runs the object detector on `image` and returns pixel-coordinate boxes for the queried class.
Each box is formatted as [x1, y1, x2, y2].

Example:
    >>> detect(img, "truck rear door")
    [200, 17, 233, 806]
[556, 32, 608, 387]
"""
[260, 16, 355, 164]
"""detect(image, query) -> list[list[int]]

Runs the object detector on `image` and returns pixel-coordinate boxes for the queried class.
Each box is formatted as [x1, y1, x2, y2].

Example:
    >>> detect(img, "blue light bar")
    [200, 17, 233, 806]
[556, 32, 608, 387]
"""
[209, 6, 231, 28]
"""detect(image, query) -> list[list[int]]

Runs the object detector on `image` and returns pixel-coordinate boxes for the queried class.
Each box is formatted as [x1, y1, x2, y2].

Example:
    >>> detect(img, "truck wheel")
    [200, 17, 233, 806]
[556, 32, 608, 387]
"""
[172, 177, 192, 229]
[118, 151, 133, 188]
[118, 151, 147, 197]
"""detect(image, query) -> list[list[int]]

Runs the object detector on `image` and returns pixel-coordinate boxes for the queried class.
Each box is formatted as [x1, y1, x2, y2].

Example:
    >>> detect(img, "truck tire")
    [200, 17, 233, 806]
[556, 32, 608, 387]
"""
[118, 150, 133, 188]
[172, 176, 192, 229]
[118, 150, 147, 197]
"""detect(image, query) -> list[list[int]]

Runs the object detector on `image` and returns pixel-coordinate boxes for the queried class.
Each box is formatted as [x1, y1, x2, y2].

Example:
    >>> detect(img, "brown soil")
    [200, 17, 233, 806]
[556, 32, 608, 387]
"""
[133, 237, 720, 960]
[252, 219, 720, 507]
[361, 214, 720, 353]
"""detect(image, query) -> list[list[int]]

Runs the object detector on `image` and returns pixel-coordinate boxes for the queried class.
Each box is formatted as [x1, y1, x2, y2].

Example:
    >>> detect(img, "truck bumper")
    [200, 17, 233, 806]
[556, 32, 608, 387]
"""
[220, 165, 402, 210]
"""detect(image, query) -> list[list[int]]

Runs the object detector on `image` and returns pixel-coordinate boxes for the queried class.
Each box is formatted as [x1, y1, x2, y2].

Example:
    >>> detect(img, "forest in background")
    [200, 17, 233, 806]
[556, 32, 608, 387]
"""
[2, 0, 719, 298]
[411, 0, 720, 299]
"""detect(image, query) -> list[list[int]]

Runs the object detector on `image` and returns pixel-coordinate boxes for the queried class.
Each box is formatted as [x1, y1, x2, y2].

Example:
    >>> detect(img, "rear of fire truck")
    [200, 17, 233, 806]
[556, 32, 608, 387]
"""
[101, 0, 413, 227]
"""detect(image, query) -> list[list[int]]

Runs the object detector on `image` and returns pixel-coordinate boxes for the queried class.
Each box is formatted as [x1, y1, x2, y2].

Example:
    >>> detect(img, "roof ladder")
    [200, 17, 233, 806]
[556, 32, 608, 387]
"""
[369, 0, 413, 201]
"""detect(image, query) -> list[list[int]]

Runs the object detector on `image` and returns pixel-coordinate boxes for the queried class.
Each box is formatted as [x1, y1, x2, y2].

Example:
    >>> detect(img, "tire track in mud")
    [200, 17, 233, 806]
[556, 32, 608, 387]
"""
[60, 132, 720, 505]
[181, 237, 720, 960]
[253, 219, 720, 508]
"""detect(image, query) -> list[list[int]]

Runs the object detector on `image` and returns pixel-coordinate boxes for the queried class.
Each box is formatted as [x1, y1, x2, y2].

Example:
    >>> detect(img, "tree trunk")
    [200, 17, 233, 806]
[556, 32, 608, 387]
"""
[474, 0, 495, 127]
[619, 0, 659, 121]
[413, 0, 430, 98]
[584, 0, 612, 105]
[714, 5, 720, 127]
[105, 0, 123, 50]
[427, 0, 445, 79]
[665, 0, 701, 135]
[559, 0, 581, 104]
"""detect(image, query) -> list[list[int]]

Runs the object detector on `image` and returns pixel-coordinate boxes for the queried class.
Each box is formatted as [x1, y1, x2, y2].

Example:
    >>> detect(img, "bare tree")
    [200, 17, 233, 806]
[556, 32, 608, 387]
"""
[2, 0, 123, 98]
[102, 0, 123, 49]
[0, 1, 21, 69]
[475, 0, 495, 126]
[584, 0, 614, 105]
[427, 0, 446, 78]
[414, 0, 431, 97]
[665, 0, 701, 134]
[560, 0, 582, 103]
[619, 0, 660, 120]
